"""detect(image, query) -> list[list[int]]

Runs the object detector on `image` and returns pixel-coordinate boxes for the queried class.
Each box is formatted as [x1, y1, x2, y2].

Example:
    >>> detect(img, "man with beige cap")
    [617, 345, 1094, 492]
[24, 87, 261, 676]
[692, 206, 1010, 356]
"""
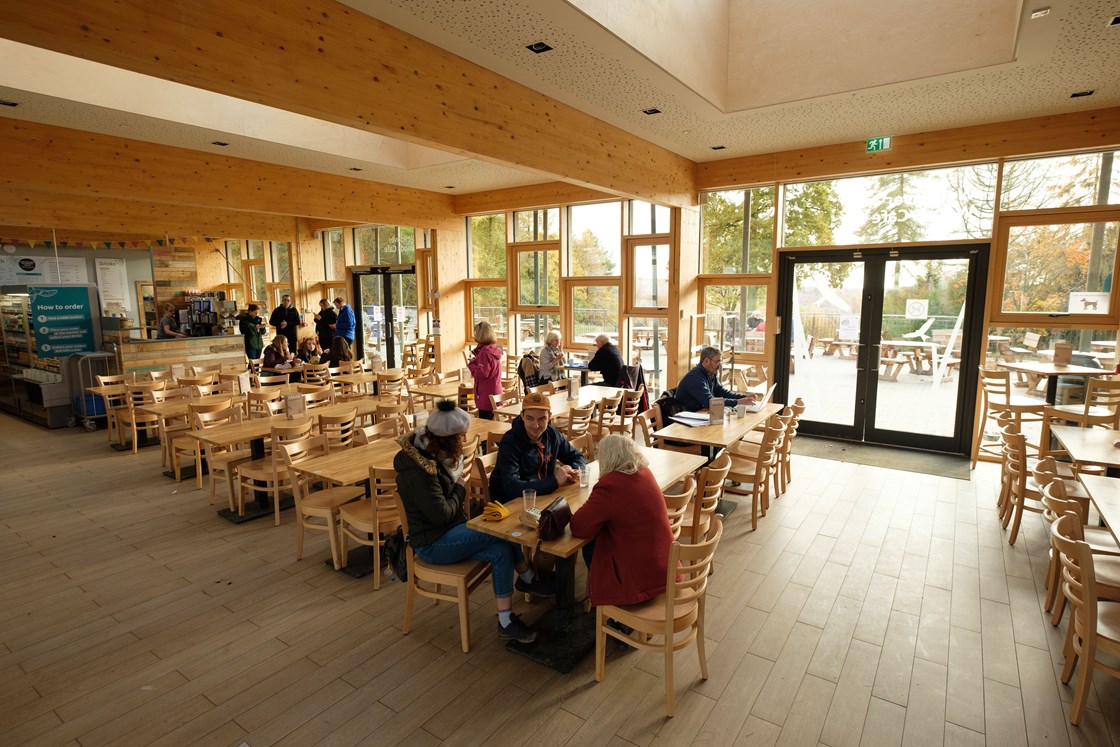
[489, 391, 586, 505]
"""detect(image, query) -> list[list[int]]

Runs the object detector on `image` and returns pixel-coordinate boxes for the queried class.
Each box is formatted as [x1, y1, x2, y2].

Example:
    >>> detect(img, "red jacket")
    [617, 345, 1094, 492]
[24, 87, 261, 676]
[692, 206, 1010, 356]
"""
[468, 342, 503, 411]
[570, 467, 673, 606]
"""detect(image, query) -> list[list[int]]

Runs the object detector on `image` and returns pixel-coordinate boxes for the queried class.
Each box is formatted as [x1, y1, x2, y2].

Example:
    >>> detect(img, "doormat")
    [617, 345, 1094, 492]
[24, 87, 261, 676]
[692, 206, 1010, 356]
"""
[791, 436, 972, 481]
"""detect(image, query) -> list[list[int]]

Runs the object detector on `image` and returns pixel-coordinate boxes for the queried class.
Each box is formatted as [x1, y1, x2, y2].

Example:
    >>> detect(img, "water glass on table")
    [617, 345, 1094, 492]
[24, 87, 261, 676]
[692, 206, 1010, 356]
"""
[522, 488, 536, 514]
[579, 464, 591, 488]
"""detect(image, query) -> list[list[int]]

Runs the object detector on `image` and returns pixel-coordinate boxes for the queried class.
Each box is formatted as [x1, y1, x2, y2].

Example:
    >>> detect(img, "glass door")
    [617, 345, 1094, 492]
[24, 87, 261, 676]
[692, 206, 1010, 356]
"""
[351, 265, 417, 367]
[776, 245, 988, 454]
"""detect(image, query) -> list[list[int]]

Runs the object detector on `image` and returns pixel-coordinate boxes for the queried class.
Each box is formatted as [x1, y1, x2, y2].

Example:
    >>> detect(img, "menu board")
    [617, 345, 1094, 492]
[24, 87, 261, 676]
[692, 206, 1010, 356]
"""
[0, 255, 89, 285]
[94, 258, 131, 315]
[28, 285, 95, 357]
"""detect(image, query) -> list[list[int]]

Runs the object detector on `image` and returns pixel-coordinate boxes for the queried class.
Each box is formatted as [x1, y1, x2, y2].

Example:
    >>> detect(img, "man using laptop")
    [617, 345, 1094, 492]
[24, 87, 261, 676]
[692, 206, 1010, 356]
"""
[674, 346, 756, 411]
[490, 392, 586, 504]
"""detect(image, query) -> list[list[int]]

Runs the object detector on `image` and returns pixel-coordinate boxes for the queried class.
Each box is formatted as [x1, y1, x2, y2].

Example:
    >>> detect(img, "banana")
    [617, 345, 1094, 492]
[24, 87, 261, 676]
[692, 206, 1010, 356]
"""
[482, 501, 510, 521]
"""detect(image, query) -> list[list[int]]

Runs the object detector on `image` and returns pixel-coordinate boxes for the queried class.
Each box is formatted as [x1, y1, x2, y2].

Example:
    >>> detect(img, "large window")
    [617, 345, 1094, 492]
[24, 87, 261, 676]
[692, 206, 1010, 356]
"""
[1001, 150, 1119, 211]
[628, 200, 670, 235]
[247, 240, 265, 260]
[515, 313, 560, 354]
[517, 248, 560, 306]
[702, 285, 768, 353]
[570, 284, 619, 345]
[323, 229, 345, 280]
[270, 241, 290, 283]
[569, 202, 621, 276]
[513, 208, 559, 242]
[630, 243, 670, 309]
[471, 286, 508, 339]
[223, 240, 241, 282]
[469, 214, 507, 278]
[701, 187, 775, 274]
[354, 225, 415, 265]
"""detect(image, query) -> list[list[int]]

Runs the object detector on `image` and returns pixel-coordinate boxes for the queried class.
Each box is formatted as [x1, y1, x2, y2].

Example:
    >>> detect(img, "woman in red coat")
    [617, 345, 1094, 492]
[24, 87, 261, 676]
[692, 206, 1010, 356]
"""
[467, 321, 504, 419]
[570, 435, 674, 606]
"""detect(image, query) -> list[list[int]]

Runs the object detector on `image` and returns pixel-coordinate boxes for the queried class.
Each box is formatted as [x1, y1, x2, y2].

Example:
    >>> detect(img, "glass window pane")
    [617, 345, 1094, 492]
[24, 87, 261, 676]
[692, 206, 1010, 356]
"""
[1001, 221, 1117, 315]
[513, 208, 559, 242]
[471, 286, 508, 341]
[324, 229, 345, 280]
[515, 313, 560, 355]
[270, 241, 290, 282]
[569, 202, 621, 276]
[783, 163, 999, 247]
[223, 240, 241, 281]
[571, 285, 619, 344]
[629, 200, 670, 235]
[1001, 150, 1120, 211]
[702, 187, 775, 273]
[247, 240, 264, 260]
[470, 214, 507, 278]
[249, 264, 266, 302]
[703, 286, 768, 352]
[517, 249, 559, 306]
[354, 226, 376, 264]
[989, 326, 1117, 369]
[632, 243, 670, 308]
[399, 227, 416, 260]
[627, 317, 668, 395]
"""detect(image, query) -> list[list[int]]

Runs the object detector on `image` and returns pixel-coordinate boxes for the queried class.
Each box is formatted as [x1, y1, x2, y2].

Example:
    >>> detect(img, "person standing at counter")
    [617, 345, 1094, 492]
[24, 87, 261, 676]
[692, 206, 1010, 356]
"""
[332, 296, 356, 343]
[314, 298, 336, 351]
[269, 294, 302, 352]
[157, 303, 186, 339]
[238, 303, 265, 360]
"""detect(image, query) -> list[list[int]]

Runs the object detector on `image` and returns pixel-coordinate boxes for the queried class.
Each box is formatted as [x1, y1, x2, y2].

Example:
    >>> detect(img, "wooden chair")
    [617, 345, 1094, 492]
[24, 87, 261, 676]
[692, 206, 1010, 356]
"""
[489, 390, 521, 422]
[457, 383, 478, 416]
[999, 425, 1046, 545]
[595, 516, 724, 717]
[971, 367, 1045, 466]
[168, 397, 234, 486]
[484, 429, 507, 455]
[683, 451, 732, 539]
[255, 373, 290, 387]
[601, 388, 643, 437]
[374, 401, 410, 427]
[194, 405, 252, 510]
[726, 415, 784, 531]
[662, 475, 697, 540]
[467, 452, 499, 518]
[377, 369, 405, 401]
[301, 362, 331, 386]
[247, 388, 283, 418]
[280, 435, 364, 570]
[247, 357, 263, 374]
[190, 363, 222, 377]
[587, 390, 624, 441]
[569, 432, 595, 462]
[303, 386, 335, 410]
[528, 382, 555, 395]
[146, 369, 173, 382]
[177, 373, 218, 387]
[393, 493, 492, 653]
[1040, 378, 1120, 459]
[96, 372, 135, 443]
[236, 419, 314, 525]
[635, 407, 658, 448]
[558, 402, 595, 438]
[354, 418, 405, 444]
[319, 406, 358, 450]
[338, 466, 400, 588]
[116, 381, 166, 453]
[149, 386, 193, 467]
[193, 382, 234, 397]
[1050, 512, 1120, 725]
[732, 407, 794, 501]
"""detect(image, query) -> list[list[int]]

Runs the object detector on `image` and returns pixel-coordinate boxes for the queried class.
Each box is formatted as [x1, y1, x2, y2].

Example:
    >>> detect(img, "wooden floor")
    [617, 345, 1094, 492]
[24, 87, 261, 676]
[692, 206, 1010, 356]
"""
[3, 413, 1120, 746]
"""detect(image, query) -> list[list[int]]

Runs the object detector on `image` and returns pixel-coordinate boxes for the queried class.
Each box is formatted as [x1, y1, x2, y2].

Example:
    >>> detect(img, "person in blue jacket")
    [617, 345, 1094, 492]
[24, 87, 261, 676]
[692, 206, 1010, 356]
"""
[675, 345, 756, 411]
[489, 392, 586, 505]
[332, 296, 356, 342]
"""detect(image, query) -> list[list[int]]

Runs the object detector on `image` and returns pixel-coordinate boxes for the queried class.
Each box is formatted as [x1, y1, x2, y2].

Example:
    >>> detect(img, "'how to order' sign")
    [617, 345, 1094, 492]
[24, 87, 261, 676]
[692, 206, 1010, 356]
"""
[29, 285, 95, 357]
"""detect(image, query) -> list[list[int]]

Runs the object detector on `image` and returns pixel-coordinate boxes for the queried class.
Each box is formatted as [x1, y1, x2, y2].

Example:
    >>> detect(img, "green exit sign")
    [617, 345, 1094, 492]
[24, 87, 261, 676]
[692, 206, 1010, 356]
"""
[866, 136, 893, 152]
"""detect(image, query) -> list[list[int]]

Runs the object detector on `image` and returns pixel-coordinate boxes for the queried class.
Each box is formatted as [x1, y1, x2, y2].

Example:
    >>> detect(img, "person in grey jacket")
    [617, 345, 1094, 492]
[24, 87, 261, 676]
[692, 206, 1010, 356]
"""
[394, 400, 552, 643]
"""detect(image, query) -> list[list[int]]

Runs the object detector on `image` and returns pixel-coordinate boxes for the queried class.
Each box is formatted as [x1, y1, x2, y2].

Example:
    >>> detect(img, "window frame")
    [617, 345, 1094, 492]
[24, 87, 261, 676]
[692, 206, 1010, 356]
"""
[508, 239, 562, 313]
[623, 235, 673, 314]
[562, 276, 622, 353]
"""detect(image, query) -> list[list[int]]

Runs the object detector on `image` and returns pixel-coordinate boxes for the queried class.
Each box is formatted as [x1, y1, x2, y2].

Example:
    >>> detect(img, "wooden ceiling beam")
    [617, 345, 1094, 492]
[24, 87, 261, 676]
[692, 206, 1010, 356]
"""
[0, 0, 695, 207]
[0, 225, 162, 246]
[0, 186, 301, 238]
[452, 182, 616, 215]
[0, 118, 455, 227]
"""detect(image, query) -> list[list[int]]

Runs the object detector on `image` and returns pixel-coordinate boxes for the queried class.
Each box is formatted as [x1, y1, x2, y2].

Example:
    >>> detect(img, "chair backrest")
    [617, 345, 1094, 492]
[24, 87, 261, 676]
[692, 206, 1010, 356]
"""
[190, 364, 222, 375]
[302, 362, 331, 385]
[147, 369, 173, 382]
[978, 367, 1013, 404]
[194, 382, 234, 397]
[271, 419, 316, 470]
[1084, 378, 1120, 418]
[667, 515, 724, 609]
[247, 358, 263, 373]
[490, 390, 520, 412]
[354, 418, 403, 444]
[178, 373, 218, 387]
[457, 383, 475, 411]
[124, 380, 165, 407]
[279, 434, 332, 506]
[369, 466, 400, 530]
[485, 429, 507, 454]
[662, 475, 696, 540]
[467, 452, 498, 516]
[528, 382, 555, 395]
[188, 397, 236, 419]
[635, 407, 658, 447]
[1040, 479, 1087, 527]
[619, 389, 643, 419]
[247, 388, 282, 417]
[693, 451, 731, 538]
[569, 432, 595, 461]
[319, 407, 358, 449]
[564, 403, 596, 436]
[97, 372, 135, 387]
[375, 401, 410, 424]
[1050, 511, 1098, 640]
[378, 370, 405, 399]
[304, 386, 336, 410]
[194, 404, 242, 431]
[256, 373, 289, 386]
[151, 386, 193, 403]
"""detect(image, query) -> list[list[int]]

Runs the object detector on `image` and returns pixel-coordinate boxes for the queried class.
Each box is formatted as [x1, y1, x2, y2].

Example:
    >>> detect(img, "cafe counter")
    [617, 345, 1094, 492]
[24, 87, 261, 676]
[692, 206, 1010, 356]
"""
[106, 331, 245, 376]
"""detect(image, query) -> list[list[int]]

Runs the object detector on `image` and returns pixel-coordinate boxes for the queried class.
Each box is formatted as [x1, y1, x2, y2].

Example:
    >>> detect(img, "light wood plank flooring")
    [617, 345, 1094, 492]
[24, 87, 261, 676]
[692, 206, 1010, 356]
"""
[2, 414, 1120, 745]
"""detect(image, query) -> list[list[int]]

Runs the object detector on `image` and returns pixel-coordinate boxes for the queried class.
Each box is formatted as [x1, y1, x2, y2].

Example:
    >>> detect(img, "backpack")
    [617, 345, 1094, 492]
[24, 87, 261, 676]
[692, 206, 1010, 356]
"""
[518, 350, 541, 391]
[383, 525, 408, 582]
[656, 387, 685, 419]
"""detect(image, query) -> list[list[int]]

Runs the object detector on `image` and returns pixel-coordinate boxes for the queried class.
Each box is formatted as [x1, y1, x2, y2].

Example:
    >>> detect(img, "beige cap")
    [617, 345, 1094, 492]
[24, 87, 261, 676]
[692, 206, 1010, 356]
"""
[521, 392, 552, 412]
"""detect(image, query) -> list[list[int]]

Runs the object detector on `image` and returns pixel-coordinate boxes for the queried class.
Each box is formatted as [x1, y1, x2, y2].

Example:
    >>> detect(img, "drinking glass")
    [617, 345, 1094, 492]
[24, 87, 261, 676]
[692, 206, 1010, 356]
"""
[522, 488, 536, 513]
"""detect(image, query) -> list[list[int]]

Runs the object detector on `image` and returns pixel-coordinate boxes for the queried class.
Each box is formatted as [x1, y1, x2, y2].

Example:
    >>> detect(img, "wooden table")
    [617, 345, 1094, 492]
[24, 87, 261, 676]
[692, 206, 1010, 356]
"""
[466, 445, 707, 672]
[1051, 425, 1120, 470]
[999, 361, 1112, 404]
[493, 386, 624, 420]
[408, 380, 462, 400]
[190, 399, 380, 523]
[880, 340, 940, 379]
[557, 362, 592, 386]
[1078, 474, 1120, 545]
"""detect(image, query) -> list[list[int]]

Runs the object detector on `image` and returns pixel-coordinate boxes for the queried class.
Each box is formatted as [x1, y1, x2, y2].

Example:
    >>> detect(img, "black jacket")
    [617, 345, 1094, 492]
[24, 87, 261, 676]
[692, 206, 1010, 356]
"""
[587, 342, 625, 387]
[269, 304, 301, 344]
[315, 307, 336, 344]
[489, 416, 585, 504]
[394, 432, 467, 548]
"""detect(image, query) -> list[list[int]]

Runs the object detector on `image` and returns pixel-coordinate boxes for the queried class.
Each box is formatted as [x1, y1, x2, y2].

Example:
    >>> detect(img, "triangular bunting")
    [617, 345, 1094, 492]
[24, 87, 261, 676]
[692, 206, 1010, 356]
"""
[117, 242, 126, 249]
[156, 239, 164, 247]
[104, 242, 113, 250]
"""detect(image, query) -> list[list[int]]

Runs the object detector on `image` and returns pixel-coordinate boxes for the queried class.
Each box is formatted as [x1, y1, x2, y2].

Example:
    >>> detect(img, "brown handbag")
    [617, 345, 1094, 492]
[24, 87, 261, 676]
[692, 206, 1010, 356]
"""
[536, 495, 572, 541]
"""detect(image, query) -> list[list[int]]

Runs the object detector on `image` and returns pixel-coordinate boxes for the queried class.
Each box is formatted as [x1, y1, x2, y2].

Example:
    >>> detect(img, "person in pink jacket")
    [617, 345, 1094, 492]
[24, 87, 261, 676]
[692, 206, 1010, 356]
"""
[570, 435, 674, 607]
[467, 321, 504, 420]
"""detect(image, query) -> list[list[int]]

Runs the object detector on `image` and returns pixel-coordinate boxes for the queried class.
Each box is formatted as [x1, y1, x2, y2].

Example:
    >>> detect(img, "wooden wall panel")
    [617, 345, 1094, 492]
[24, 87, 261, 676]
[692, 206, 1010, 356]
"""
[671, 206, 701, 384]
[431, 220, 468, 373]
[697, 106, 1120, 189]
[0, 225, 161, 247]
[0, 185, 296, 238]
[0, 119, 456, 227]
[194, 244, 228, 291]
[151, 243, 201, 297]
[453, 183, 617, 215]
[0, 0, 695, 207]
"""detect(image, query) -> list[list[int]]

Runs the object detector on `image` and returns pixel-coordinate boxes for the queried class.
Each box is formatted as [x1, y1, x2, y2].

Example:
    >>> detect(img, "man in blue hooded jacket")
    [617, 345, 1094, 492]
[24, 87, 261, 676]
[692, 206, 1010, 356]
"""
[490, 392, 586, 504]
[675, 346, 756, 411]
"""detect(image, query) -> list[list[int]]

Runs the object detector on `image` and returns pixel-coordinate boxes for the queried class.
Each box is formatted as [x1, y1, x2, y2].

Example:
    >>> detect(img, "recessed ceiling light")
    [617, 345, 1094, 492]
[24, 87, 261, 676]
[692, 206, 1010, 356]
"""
[0, 100, 19, 107]
[349, 167, 362, 171]
[444, 186, 455, 189]
[710, 145, 726, 150]
[1030, 7, 1050, 19]
[642, 108, 661, 115]
[1071, 90, 1095, 98]
[526, 41, 553, 54]
[210, 140, 229, 146]
[1110, 14, 1120, 25]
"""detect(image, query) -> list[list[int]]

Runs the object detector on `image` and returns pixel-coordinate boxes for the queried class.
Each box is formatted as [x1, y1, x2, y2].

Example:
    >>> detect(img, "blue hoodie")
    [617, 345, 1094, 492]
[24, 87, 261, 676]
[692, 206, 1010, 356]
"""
[489, 415, 586, 504]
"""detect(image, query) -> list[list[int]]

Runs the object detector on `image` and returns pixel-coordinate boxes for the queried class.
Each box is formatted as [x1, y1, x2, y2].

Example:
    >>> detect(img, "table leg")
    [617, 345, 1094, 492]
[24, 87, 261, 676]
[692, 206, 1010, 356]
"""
[218, 436, 291, 524]
[1046, 376, 1059, 405]
[506, 553, 595, 673]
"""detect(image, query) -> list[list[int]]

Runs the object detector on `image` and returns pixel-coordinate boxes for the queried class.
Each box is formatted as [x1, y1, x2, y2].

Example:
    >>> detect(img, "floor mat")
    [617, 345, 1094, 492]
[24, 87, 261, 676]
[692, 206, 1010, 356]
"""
[792, 436, 972, 481]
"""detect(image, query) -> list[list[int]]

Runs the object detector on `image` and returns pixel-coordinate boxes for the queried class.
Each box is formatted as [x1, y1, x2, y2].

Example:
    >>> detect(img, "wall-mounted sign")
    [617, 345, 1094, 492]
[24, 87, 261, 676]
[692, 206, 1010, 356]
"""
[905, 299, 929, 319]
[0, 255, 89, 284]
[29, 285, 95, 357]
[866, 136, 892, 152]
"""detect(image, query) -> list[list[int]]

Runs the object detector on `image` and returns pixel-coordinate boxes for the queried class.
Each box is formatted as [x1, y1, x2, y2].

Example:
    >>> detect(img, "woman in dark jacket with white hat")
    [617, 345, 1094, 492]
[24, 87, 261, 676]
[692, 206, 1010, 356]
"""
[395, 400, 553, 643]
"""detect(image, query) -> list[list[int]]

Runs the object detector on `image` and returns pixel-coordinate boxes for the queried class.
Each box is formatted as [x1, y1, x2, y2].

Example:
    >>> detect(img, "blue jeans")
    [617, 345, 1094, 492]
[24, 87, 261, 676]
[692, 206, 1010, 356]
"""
[417, 523, 524, 599]
[246, 347, 262, 361]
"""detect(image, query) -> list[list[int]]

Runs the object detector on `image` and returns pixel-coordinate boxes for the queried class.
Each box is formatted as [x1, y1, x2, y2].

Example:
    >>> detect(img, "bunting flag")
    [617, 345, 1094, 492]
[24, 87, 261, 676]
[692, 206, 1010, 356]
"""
[168, 238, 176, 246]
[28, 240, 37, 249]
[44, 241, 53, 249]
[117, 242, 126, 249]
[104, 242, 113, 250]
[59, 241, 69, 249]
[156, 239, 164, 246]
